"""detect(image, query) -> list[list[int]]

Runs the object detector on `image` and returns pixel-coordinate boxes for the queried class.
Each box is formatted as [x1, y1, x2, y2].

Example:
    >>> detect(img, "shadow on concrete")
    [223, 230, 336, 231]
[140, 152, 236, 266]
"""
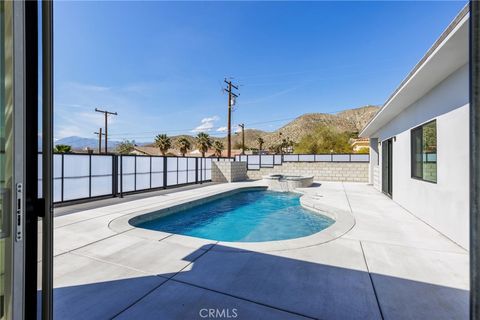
[50, 244, 468, 320]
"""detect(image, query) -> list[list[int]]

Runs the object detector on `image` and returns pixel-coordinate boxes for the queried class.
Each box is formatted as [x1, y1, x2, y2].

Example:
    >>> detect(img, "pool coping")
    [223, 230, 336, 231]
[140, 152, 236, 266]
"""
[108, 183, 356, 252]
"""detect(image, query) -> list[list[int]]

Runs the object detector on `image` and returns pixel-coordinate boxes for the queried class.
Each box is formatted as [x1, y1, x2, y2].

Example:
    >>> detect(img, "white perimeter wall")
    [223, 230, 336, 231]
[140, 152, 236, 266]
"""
[373, 63, 469, 249]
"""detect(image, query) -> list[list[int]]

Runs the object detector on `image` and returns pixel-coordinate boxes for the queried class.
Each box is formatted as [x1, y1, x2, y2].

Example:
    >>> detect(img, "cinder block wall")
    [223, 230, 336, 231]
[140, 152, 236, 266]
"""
[246, 162, 369, 182]
[212, 161, 248, 182]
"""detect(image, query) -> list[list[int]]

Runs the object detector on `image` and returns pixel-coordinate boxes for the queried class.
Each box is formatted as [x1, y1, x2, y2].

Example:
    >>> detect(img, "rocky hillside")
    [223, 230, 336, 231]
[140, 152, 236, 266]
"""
[231, 105, 379, 148]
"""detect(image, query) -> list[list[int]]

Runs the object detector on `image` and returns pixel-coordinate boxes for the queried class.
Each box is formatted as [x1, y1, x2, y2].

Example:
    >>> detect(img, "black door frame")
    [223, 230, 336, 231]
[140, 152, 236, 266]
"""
[16, 1, 480, 319]
[470, 1, 479, 319]
[24, 1, 40, 319]
[381, 138, 393, 197]
[24, 1, 54, 319]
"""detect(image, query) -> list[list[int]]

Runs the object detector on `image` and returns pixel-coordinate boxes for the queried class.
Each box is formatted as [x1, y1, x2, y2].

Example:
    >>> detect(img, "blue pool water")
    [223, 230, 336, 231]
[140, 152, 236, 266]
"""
[135, 189, 334, 242]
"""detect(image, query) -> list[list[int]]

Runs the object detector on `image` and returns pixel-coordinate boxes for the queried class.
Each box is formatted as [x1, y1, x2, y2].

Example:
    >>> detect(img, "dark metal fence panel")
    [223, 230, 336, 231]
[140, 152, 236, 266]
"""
[350, 154, 370, 162]
[235, 153, 370, 171]
[260, 155, 274, 168]
[166, 157, 178, 186]
[332, 154, 350, 162]
[247, 155, 260, 170]
[63, 154, 90, 201]
[299, 154, 315, 162]
[314, 154, 331, 162]
[135, 155, 151, 191]
[205, 158, 212, 180]
[151, 156, 164, 188]
[282, 154, 299, 162]
[122, 155, 135, 192]
[91, 155, 113, 197]
[187, 157, 196, 183]
[41, 153, 232, 205]
[274, 155, 282, 165]
[178, 157, 188, 184]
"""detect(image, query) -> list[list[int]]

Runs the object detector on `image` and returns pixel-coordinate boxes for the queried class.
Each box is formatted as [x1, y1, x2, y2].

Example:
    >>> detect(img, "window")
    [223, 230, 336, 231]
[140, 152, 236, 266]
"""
[411, 120, 437, 183]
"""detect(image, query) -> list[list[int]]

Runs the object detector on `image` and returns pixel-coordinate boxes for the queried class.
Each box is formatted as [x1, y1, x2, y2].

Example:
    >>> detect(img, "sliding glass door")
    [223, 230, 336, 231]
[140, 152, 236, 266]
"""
[0, 1, 14, 317]
[382, 138, 393, 197]
[0, 1, 30, 318]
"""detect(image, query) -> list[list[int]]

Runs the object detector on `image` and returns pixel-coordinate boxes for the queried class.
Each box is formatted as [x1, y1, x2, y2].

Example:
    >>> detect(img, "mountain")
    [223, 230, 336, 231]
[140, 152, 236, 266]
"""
[56, 105, 379, 152]
[259, 105, 379, 147]
[54, 136, 121, 151]
[208, 105, 379, 149]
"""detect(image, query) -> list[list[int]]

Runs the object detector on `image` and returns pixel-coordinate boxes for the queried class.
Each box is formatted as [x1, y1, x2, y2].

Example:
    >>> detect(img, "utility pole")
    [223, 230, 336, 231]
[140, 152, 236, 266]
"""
[238, 123, 245, 155]
[95, 108, 117, 153]
[94, 128, 104, 154]
[223, 79, 239, 158]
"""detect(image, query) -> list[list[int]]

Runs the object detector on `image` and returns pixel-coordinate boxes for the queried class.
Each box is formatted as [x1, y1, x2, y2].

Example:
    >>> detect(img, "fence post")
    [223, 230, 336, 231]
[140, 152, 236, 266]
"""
[186, 157, 189, 183]
[149, 156, 152, 189]
[112, 155, 118, 198]
[134, 155, 137, 191]
[200, 158, 203, 184]
[195, 158, 198, 184]
[88, 154, 92, 198]
[61, 154, 64, 202]
[163, 156, 167, 189]
[259, 154, 262, 168]
[120, 155, 123, 198]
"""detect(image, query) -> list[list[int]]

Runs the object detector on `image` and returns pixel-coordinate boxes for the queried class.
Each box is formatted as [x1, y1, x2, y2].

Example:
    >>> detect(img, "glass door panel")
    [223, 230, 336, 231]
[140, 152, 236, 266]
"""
[0, 1, 14, 318]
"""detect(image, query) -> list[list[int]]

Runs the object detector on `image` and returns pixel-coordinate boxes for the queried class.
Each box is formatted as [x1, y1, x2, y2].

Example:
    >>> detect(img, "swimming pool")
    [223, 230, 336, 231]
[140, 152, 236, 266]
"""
[133, 189, 334, 242]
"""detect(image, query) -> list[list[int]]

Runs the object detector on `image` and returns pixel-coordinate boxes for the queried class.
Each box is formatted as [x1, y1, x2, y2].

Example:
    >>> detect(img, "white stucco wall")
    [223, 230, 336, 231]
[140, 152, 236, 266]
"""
[373, 63, 469, 249]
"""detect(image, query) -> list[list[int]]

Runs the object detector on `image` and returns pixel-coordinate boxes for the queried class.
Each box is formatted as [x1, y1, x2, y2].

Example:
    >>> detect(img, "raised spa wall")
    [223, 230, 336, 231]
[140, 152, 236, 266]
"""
[211, 161, 248, 182]
[263, 175, 314, 192]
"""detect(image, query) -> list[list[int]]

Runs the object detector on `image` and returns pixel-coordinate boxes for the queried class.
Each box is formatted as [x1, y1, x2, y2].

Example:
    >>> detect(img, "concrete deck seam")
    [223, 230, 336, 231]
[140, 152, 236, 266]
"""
[359, 241, 385, 320]
[67, 250, 173, 278]
[168, 277, 319, 320]
[110, 241, 220, 319]
[53, 228, 134, 259]
[384, 195, 467, 252]
[349, 238, 469, 256]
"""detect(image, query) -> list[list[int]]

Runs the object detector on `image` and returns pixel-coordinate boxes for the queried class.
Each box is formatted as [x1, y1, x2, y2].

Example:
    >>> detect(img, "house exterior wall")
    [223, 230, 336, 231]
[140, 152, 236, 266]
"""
[246, 162, 369, 182]
[373, 63, 469, 248]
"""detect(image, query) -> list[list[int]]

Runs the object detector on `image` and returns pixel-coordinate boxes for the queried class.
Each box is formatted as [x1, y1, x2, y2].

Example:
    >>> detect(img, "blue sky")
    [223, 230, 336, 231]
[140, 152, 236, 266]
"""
[54, 1, 467, 142]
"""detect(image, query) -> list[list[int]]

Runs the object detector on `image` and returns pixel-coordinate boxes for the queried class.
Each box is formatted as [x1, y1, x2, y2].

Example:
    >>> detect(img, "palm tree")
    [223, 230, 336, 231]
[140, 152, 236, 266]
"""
[256, 137, 264, 152]
[196, 132, 212, 157]
[176, 137, 191, 157]
[154, 134, 172, 156]
[213, 140, 224, 157]
[54, 144, 72, 153]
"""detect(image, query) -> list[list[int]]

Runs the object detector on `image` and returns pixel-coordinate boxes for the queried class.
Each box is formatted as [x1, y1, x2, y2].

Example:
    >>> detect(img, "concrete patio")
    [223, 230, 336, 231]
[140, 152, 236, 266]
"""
[50, 181, 469, 319]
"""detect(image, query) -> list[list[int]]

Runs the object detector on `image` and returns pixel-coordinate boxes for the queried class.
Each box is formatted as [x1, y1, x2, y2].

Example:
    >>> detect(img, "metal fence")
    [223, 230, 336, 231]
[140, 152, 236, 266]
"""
[234, 153, 370, 170]
[38, 153, 233, 204]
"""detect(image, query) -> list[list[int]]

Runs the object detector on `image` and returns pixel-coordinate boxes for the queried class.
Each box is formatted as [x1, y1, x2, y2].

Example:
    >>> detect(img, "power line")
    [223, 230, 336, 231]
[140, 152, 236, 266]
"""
[106, 107, 355, 138]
